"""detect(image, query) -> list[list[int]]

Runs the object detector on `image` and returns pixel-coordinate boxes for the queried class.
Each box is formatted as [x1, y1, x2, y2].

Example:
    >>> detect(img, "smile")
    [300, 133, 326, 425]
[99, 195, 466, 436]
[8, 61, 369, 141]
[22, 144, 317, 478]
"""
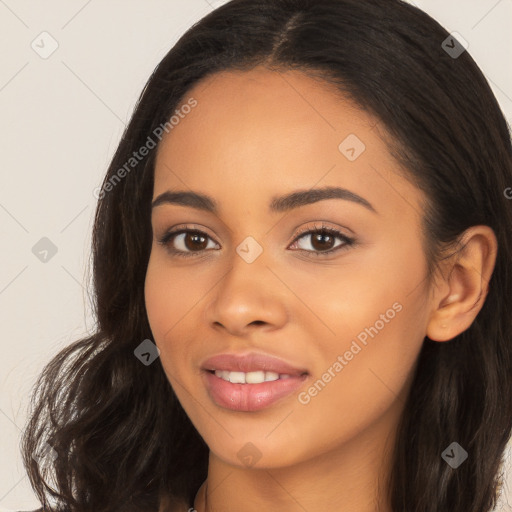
[213, 370, 293, 384]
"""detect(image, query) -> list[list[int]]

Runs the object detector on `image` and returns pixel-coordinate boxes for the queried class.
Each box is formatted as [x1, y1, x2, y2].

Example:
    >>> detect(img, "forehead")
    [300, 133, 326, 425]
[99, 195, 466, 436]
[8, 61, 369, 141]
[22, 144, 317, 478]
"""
[153, 66, 425, 221]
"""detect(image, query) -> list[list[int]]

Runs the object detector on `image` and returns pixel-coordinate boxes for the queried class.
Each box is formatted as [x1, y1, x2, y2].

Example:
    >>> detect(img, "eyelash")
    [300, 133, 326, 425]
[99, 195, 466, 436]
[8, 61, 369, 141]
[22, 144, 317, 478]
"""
[157, 222, 356, 259]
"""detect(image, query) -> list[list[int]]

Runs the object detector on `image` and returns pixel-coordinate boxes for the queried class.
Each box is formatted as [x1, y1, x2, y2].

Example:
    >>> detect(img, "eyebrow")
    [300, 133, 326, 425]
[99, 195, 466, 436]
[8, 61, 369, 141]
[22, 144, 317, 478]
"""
[151, 186, 377, 214]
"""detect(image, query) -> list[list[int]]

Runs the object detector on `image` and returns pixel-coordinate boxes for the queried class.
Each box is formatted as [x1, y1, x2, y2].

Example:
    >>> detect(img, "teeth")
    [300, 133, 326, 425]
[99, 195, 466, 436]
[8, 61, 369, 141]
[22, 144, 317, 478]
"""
[246, 371, 265, 384]
[214, 370, 291, 384]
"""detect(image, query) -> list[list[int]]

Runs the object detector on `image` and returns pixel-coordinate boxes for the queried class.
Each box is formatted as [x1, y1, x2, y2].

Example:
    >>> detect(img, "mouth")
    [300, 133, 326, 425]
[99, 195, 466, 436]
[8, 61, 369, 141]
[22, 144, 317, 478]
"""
[202, 370, 309, 412]
[200, 352, 309, 411]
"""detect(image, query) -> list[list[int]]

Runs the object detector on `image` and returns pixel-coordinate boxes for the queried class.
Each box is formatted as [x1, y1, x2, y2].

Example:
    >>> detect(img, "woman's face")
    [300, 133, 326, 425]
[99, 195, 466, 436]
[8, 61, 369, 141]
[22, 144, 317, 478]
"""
[145, 66, 434, 469]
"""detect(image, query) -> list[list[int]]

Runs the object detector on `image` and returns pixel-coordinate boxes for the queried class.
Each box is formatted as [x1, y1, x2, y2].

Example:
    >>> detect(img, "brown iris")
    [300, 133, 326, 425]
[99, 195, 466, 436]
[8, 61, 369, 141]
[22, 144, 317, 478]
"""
[184, 232, 209, 251]
[310, 231, 335, 252]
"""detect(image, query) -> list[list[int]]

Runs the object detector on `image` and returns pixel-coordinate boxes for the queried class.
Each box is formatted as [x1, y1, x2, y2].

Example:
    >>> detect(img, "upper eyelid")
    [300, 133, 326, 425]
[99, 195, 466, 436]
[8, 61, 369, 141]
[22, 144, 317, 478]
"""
[159, 224, 219, 243]
[151, 211, 235, 237]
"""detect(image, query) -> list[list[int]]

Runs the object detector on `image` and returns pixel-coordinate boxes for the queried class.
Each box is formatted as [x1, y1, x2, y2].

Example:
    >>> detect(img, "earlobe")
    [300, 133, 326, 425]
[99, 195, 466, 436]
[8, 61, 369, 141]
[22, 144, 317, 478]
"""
[426, 226, 497, 343]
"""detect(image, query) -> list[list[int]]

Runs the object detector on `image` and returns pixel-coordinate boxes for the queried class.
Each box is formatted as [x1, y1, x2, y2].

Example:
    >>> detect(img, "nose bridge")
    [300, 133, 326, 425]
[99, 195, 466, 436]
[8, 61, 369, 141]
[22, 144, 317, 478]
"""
[206, 239, 288, 334]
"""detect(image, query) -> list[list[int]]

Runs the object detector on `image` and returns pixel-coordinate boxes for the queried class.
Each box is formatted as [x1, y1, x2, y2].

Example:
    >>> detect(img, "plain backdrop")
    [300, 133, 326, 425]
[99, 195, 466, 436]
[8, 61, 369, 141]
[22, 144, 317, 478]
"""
[1, 0, 511, 510]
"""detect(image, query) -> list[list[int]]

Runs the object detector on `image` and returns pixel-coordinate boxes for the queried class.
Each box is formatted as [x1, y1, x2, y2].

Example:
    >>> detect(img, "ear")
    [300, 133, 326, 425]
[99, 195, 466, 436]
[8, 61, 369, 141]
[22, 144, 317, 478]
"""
[426, 225, 498, 342]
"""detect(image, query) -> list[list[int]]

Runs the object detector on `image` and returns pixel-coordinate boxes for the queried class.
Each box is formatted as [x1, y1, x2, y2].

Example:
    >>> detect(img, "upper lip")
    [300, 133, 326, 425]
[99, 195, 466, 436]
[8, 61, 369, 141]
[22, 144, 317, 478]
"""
[201, 352, 309, 376]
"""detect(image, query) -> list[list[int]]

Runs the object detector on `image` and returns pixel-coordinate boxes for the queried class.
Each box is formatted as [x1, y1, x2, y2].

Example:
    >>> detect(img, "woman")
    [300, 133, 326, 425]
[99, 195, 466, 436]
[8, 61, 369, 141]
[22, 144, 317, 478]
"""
[20, 0, 512, 511]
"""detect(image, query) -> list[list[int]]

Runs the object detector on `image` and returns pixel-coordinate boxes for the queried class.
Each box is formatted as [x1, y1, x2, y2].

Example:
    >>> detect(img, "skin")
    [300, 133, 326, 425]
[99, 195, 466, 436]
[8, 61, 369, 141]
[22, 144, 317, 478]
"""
[145, 66, 497, 512]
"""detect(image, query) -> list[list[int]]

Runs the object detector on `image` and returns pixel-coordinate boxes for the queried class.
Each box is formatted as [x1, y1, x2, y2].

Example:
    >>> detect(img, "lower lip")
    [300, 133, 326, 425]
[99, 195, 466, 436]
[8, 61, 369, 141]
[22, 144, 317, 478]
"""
[202, 370, 308, 412]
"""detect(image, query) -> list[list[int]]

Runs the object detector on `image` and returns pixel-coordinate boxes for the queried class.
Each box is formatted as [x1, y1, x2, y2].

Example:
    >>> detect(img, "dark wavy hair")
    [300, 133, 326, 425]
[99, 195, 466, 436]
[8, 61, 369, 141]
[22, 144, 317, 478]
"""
[21, 0, 512, 511]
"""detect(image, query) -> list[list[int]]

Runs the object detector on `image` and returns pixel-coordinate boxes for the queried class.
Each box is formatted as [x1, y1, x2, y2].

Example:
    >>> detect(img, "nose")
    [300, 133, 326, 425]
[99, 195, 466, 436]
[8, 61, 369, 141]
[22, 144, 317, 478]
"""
[205, 251, 289, 337]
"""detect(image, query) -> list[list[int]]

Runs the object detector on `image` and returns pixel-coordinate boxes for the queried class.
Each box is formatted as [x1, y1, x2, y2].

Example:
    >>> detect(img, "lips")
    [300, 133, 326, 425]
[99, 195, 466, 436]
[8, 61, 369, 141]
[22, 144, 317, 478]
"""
[201, 352, 308, 376]
[200, 352, 309, 411]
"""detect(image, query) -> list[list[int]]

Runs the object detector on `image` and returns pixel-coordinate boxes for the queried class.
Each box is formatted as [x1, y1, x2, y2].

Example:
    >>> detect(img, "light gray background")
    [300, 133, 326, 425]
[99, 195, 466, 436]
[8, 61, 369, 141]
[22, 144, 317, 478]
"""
[1, 0, 511, 510]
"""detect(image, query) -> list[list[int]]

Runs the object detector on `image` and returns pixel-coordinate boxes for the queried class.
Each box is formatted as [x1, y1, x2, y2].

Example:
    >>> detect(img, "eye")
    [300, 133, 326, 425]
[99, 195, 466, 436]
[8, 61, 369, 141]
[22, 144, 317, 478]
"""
[157, 222, 356, 259]
[289, 222, 355, 257]
[158, 225, 219, 259]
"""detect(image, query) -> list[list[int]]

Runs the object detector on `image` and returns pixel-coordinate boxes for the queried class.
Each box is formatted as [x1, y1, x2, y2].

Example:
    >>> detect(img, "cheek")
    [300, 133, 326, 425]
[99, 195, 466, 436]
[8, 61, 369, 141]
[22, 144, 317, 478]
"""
[294, 230, 427, 342]
[291, 299, 426, 464]
[144, 252, 201, 337]
[144, 251, 216, 381]
[144, 254, 189, 367]
[302, 237, 428, 412]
